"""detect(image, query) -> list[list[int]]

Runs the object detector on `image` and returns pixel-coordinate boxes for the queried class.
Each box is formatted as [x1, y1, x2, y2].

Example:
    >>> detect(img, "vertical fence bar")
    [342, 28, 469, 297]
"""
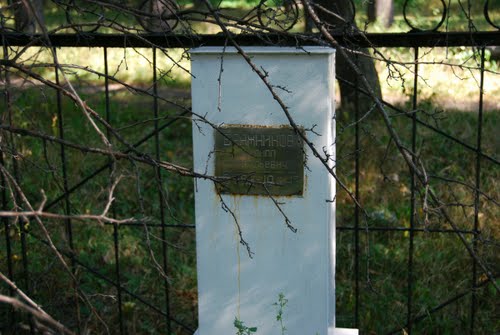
[1, 37, 14, 294]
[1, 96, 15, 329]
[0, 154, 14, 284]
[104, 47, 125, 335]
[353, 56, 360, 329]
[53, 48, 81, 334]
[113, 221, 124, 334]
[407, 47, 419, 335]
[3, 41, 34, 335]
[153, 47, 172, 334]
[470, 46, 485, 335]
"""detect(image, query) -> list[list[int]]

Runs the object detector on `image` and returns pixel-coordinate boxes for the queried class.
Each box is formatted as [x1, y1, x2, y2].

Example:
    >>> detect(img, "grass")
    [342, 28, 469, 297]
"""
[334, 109, 499, 333]
[1, 66, 498, 334]
[0, 2, 499, 335]
[2, 77, 500, 334]
[0, 75, 197, 333]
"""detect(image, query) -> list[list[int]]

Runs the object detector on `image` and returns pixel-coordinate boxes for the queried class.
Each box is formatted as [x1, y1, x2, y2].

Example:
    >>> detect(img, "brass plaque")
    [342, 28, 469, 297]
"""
[214, 126, 304, 196]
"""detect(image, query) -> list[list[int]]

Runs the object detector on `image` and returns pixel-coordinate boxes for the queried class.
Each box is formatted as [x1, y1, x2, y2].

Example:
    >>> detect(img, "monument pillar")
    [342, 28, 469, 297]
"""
[190, 47, 356, 335]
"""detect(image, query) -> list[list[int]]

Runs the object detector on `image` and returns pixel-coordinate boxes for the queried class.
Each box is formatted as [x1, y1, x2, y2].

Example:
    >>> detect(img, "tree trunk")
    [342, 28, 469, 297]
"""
[367, 0, 376, 23]
[14, 0, 45, 33]
[366, 0, 394, 28]
[313, 0, 382, 120]
[143, 0, 179, 32]
[376, 0, 394, 28]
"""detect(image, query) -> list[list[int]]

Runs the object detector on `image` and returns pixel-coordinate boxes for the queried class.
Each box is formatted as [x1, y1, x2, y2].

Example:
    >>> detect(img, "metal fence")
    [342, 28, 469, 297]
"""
[0, 0, 499, 334]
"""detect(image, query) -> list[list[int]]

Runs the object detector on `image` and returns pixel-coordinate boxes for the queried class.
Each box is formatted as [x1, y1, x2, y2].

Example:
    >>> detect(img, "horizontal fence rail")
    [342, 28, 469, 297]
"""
[1, 31, 499, 48]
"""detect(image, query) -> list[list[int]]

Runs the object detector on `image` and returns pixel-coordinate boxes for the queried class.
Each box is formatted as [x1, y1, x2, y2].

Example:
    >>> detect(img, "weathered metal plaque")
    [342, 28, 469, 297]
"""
[214, 126, 304, 196]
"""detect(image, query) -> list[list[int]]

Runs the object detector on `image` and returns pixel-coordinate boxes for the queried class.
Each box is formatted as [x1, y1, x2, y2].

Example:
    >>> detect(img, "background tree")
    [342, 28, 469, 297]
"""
[139, 0, 179, 32]
[313, 0, 382, 119]
[367, 0, 394, 28]
[14, 0, 45, 33]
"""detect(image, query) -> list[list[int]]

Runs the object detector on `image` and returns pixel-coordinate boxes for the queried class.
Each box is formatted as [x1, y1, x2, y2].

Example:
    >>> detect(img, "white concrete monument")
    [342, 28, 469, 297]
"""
[190, 47, 357, 335]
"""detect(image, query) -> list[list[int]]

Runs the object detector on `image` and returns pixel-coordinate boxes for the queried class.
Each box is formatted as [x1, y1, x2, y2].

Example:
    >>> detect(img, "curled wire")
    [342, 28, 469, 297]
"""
[56, 0, 104, 33]
[484, 0, 500, 30]
[256, 0, 299, 32]
[403, 0, 447, 32]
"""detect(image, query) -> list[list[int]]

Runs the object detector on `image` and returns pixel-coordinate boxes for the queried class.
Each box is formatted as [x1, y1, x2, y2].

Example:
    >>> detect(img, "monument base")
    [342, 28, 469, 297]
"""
[194, 327, 358, 335]
[331, 328, 359, 335]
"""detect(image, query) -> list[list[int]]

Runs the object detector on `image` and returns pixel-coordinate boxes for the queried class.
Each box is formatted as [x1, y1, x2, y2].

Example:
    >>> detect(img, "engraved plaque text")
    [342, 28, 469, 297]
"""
[214, 126, 304, 196]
